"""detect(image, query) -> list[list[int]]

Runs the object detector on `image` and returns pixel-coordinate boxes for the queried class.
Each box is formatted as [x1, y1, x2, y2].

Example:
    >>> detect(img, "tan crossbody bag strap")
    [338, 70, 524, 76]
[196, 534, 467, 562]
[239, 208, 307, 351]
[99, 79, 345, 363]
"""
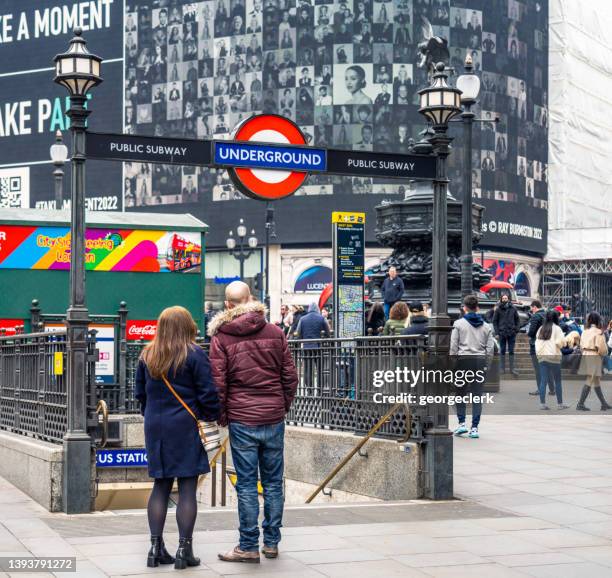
[161, 374, 198, 423]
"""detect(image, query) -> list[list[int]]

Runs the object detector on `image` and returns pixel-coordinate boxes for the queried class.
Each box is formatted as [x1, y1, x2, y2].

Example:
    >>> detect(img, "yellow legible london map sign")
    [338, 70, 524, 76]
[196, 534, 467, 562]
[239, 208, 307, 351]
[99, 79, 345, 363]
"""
[53, 352, 63, 376]
[332, 212, 366, 224]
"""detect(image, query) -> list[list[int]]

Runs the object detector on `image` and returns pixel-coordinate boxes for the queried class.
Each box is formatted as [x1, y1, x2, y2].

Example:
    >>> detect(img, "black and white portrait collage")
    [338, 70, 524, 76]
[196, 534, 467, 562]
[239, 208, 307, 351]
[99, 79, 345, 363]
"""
[123, 0, 548, 208]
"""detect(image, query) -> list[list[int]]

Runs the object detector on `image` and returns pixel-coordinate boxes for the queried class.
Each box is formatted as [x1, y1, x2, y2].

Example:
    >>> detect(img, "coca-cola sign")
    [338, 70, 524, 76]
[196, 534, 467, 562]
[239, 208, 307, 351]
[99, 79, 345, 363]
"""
[0, 319, 24, 336]
[126, 320, 157, 341]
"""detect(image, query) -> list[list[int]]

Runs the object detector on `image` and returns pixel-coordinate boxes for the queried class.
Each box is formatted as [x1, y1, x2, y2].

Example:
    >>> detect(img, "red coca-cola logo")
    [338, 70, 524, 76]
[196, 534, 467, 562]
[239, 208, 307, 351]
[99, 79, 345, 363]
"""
[0, 319, 24, 336]
[126, 320, 157, 340]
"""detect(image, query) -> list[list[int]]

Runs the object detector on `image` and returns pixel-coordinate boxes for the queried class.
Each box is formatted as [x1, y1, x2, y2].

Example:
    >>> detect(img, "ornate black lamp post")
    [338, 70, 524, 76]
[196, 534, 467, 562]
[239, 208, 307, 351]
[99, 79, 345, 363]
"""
[418, 62, 462, 354]
[226, 218, 258, 280]
[417, 62, 462, 499]
[50, 130, 68, 209]
[54, 28, 102, 514]
[456, 55, 481, 296]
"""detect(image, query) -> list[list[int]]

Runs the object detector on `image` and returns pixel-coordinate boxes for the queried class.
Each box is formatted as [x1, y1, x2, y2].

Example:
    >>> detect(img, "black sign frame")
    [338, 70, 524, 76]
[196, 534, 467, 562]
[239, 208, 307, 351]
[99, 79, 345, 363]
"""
[86, 131, 437, 180]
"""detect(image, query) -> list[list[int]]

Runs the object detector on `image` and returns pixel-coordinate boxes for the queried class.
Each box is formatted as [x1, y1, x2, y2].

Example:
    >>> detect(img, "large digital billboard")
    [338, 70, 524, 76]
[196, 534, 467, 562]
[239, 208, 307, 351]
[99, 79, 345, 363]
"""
[0, 0, 549, 254]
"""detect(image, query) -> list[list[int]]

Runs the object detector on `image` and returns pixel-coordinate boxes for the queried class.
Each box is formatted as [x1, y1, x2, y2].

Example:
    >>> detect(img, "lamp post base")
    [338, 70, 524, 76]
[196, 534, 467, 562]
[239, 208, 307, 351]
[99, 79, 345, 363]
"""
[422, 427, 454, 500]
[62, 432, 93, 514]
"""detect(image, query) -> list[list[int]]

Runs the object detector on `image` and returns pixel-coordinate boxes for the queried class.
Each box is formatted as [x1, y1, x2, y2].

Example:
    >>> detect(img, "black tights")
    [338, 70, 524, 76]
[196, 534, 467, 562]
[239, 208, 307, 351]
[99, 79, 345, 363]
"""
[147, 476, 198, 538]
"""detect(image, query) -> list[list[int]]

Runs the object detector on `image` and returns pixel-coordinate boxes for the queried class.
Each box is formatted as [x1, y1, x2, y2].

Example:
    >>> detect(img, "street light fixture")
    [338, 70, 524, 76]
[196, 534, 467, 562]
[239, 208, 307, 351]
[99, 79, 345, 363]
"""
[457, 54, 481, 297]
[50, 130, 68, 209]
[418, 62, 462, 128]
[226, 220, 258, 280]
[264, 204, 277, 310]
[53, 27, 102, 514]
[417, 61, 462, 500]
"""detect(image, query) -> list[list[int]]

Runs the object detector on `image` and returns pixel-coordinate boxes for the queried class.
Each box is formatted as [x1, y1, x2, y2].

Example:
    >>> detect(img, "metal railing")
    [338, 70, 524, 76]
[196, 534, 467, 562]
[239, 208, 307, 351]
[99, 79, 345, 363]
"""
[0, 330, 97, 443]
[287, 335, 428, 440]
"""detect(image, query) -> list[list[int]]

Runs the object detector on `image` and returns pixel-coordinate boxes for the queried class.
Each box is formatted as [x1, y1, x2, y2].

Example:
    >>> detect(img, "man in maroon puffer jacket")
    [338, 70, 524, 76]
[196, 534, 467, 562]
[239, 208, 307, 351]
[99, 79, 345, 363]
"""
[209, 281, 298, 564]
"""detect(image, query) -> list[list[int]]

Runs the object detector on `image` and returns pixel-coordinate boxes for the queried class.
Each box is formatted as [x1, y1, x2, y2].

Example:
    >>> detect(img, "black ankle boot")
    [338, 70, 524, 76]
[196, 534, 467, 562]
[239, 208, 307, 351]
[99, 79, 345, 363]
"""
[594, 386, 612, 411]
[175, 537, 200, 570]
[576, 385, 591, 411]
[147, 536, 175, 567]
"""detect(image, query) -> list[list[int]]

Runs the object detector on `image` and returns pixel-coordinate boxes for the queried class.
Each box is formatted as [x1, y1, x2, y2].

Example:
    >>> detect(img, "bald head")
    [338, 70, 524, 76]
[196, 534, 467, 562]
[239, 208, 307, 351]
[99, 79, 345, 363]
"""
[225, 281, 251, 308]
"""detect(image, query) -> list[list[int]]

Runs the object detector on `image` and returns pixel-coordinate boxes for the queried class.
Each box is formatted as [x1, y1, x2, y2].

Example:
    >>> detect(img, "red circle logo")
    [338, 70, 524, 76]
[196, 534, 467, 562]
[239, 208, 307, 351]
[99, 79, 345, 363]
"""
[227, 114, 308, 201]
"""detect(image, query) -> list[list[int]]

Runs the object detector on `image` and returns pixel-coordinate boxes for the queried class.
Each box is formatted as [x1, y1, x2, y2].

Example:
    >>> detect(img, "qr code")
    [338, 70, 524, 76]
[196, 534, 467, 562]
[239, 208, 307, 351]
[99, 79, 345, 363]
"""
[0, 176, 23, 208]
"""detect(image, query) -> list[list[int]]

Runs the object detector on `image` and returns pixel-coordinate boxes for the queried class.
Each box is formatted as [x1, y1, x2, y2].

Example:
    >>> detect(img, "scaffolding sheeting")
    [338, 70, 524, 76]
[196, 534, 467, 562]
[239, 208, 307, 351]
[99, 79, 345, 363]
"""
[547, 0, 612, 261]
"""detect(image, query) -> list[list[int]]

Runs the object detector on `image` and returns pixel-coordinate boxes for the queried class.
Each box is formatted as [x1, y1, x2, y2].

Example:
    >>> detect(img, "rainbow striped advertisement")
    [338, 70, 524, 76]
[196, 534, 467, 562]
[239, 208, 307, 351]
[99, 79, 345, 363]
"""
[0, 226, 201, 273]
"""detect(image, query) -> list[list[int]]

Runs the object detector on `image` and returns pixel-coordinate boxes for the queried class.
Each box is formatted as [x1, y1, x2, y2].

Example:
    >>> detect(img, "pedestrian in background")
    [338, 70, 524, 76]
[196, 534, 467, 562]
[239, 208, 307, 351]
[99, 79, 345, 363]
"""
[492, 293, 520, 376]
[136, 306, 220, 570]
[288, 304, 305, 337]
[450, 295, 494, 439]
[296, 303, 331, 341]
[277, 304, 291, 335]
[605, 319, 612, 346]
[527, 300, 553, 396]
[381, 266, 404, 319]
[577, 312, 610, 411]
[366, 302, 385, 335]
[401, 301, 429, 336]
[209, 281, 298, 563]
[296, 303, 331, 388]
[535, 309, 576, 410]
[559, 304, 582, 335]
[383, 301, 409, 335]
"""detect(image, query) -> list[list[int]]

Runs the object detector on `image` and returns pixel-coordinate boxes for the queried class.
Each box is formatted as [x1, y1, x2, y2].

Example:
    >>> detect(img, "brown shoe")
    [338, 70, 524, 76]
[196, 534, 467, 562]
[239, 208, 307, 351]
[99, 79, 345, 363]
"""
[218, 546, 260, 564]
[262, 545, 278, 559]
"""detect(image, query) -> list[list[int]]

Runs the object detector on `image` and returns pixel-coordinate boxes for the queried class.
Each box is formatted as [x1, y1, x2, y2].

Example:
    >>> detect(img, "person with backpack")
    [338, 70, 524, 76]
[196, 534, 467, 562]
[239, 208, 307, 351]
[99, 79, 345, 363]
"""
[135, 306, 221, 570]
[576, 312, 611, 411]
[450, 295, 495, 439]
[492, 293, 520, 376]
[535, 309, 576, 410]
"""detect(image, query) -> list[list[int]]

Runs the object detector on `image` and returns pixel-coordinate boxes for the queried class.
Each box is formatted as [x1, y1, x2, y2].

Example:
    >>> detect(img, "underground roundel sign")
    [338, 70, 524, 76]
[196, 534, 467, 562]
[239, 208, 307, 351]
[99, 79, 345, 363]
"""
[226, 114, 309, 201]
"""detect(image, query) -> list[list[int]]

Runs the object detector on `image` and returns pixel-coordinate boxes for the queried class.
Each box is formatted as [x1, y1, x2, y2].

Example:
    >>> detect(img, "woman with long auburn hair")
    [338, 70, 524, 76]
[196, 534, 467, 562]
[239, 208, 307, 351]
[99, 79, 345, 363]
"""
[135, 306, 220, 570]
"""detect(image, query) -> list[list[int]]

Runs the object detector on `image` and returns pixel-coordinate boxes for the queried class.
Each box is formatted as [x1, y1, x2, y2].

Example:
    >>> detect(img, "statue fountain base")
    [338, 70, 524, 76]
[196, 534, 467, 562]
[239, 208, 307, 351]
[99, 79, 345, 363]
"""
[369, 183, 493, 318]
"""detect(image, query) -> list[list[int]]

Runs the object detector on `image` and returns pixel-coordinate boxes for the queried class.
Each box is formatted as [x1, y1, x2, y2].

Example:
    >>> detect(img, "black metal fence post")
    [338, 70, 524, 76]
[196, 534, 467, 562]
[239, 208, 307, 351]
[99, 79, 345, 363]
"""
[30, 299, 42, 333]
[117, 302, 128, 412]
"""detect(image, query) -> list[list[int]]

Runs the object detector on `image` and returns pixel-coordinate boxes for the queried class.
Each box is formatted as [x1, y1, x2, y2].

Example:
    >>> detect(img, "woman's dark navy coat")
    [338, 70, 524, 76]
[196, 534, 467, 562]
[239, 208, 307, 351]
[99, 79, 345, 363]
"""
[135, 345, 220, 479]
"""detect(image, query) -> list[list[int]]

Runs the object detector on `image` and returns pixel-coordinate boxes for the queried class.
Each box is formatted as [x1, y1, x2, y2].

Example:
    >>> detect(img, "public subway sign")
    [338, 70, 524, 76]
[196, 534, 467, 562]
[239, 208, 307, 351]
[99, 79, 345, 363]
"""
[86, 132, 212, 166]
[85, 114, 437, 201]
[326, 149, 437, 180]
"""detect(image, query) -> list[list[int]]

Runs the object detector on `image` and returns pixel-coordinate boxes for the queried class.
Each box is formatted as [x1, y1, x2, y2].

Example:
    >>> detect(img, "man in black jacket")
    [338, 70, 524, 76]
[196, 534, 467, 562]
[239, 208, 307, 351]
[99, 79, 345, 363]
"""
[381, 267, 404, 319]
[492, 294, 520, 376]
[402, 302, 429, 337]
[527, 300, 553, 396]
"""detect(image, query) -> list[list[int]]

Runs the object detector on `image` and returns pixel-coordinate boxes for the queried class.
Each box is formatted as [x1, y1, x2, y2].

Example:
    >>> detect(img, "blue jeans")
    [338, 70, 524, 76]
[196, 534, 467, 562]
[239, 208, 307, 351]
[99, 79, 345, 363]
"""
[531, 352, 554, 393]
[229, 421, 285, 551]
[384, 303, 391, 319]
[455, 357, 487, 429]
[539, 361, 563, 404]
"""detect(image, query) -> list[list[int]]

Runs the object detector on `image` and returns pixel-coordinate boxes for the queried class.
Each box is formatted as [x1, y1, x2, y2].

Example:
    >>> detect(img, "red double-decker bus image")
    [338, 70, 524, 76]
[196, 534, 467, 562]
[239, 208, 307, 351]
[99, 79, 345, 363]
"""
[165, 234, 202, 272]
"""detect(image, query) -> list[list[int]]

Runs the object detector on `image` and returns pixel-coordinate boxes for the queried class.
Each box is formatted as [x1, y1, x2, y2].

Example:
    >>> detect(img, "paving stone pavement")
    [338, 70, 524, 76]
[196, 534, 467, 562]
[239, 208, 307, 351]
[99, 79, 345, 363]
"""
[1, 403, 611, 577]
